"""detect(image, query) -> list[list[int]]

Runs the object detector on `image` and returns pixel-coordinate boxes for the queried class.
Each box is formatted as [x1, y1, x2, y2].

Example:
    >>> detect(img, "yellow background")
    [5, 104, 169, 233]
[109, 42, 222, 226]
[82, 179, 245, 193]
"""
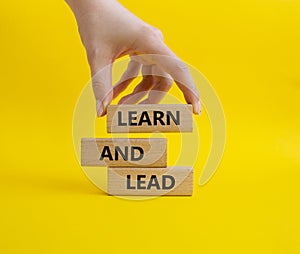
[0, 0, 299, 253]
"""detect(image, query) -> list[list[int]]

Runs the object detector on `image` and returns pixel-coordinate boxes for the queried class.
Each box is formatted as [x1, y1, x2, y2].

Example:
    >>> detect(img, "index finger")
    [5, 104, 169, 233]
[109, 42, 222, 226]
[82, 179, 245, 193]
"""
[138, 42, 201, 114]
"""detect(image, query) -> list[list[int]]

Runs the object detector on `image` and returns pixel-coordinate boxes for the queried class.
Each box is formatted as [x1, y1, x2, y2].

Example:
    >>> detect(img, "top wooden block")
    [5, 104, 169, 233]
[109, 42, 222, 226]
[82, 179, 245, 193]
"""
[107, 104, 193, 133]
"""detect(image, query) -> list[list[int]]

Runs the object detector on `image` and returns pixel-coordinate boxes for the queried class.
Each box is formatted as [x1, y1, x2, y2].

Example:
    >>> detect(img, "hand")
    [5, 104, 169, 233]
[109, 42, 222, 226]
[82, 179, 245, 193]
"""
[66, 0, 201, 116]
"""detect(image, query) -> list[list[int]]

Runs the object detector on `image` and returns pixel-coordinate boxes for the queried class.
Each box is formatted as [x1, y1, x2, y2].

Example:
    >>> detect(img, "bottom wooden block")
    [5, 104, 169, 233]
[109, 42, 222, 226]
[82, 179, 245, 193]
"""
[107, 167, 193, 196]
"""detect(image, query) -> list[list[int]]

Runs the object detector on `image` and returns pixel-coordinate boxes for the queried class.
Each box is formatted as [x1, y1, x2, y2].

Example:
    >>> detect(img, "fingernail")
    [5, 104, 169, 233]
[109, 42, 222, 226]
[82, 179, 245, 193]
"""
[102, 98, 110, 115]
[96, 100, 103, 117]
[196, 101, 201, 115]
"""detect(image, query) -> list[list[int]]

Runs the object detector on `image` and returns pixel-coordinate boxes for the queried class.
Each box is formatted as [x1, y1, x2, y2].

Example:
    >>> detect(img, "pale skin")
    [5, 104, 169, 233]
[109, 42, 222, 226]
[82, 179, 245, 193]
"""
[65, 0, 201, 116]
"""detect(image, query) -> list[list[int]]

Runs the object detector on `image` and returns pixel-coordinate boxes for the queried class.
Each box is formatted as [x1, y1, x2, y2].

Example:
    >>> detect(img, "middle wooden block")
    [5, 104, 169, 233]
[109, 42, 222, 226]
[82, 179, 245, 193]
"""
[81, 138, 167, 168]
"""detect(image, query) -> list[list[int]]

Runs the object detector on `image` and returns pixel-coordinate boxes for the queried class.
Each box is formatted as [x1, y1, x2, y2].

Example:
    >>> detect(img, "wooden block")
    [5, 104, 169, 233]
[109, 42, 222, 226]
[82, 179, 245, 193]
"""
[107, 104, 193, 133]
[81, 138, 167, 167]
[107, 167, 193, 196]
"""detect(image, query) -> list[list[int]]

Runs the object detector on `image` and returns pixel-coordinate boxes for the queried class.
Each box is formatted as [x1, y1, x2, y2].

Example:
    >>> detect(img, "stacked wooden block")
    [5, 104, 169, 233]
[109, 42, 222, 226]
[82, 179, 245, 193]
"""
[81, 104, 194, 196]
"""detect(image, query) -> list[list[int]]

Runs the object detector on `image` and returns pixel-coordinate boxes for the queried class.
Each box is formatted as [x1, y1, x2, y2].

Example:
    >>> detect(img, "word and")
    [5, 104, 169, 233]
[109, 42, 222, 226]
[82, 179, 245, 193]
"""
[100, 146, 144, 161]
[81, 138, 167, 167]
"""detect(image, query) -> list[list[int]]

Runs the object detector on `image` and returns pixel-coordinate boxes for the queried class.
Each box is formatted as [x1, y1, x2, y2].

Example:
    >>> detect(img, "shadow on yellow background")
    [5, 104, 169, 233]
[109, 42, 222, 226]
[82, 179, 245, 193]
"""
[0, 0, 299, 253]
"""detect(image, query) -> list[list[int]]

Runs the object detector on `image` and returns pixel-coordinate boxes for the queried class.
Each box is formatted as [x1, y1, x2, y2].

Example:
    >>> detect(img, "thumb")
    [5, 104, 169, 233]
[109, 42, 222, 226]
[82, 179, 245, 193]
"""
[88, 53, 113, 117]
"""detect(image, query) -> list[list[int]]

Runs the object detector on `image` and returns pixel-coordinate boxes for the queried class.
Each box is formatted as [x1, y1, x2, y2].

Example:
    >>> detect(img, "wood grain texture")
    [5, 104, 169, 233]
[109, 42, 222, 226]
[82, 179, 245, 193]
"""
[81, 138, 167, 167]
[107, 104, 193, 133]
[107, 167, 193, 196]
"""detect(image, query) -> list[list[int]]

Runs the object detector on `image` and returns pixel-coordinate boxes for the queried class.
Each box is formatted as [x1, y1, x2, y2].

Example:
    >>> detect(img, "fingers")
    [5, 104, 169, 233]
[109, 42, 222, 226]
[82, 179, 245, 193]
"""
[153, 50, 201, 114]
[88, 52, 113, 117]
[140, 65, 173, 104]
[118, 65, 154, 104]
[135, 35, 201, 114]
[113, 59, 142, 99]
[118, 64, 173, 105]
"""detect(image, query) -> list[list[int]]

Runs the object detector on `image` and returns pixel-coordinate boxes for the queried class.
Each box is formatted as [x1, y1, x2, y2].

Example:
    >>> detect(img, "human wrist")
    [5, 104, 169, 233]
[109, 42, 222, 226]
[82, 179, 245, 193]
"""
[65, 0, 111, 19]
